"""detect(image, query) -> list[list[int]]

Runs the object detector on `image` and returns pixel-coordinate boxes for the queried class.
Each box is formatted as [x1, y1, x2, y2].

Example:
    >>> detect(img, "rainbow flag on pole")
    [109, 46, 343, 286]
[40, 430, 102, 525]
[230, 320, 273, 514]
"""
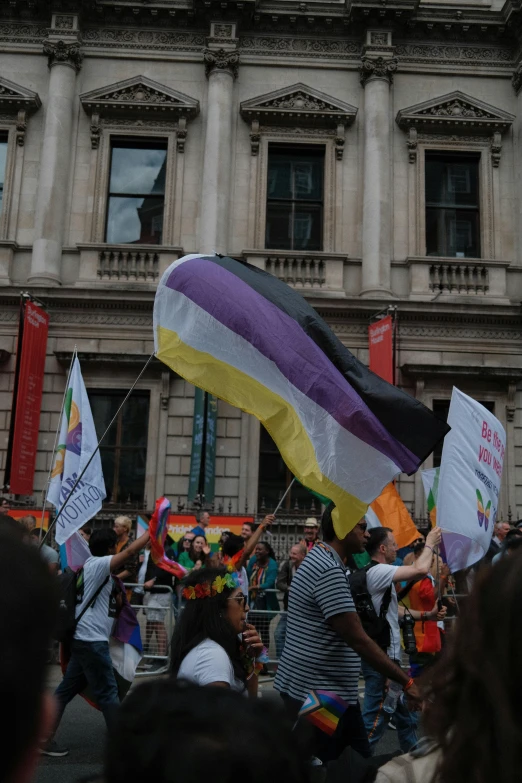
[154, 254, 449, 538]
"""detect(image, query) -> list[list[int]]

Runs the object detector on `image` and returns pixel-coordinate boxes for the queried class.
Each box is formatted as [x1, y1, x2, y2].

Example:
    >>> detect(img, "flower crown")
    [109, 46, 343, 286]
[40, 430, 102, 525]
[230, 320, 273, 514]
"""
[182, 571, 241, 600]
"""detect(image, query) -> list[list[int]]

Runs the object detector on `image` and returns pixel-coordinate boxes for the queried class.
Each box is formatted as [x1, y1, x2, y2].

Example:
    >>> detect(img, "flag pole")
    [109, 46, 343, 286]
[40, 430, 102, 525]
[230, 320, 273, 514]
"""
[273, 477, 296, 516]
[40, 352, 156, 548]
[39, 347, 77, 543]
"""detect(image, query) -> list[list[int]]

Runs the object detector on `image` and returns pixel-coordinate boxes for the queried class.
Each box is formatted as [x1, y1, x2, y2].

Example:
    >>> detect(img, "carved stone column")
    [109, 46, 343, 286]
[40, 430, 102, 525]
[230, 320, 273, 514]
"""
[29, 16, 82, 286]
[360, 32, 397, 298]
[199, 25, 239, 255]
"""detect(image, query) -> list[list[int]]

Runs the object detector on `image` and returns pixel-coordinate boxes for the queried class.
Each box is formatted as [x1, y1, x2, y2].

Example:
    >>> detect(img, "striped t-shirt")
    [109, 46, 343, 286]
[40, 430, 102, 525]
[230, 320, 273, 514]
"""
[274, 542, 360, 705]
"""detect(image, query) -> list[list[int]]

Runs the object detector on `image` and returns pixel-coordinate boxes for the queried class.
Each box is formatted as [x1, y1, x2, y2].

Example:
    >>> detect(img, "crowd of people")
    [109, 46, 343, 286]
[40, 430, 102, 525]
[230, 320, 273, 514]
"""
[1, 496, 522, 783]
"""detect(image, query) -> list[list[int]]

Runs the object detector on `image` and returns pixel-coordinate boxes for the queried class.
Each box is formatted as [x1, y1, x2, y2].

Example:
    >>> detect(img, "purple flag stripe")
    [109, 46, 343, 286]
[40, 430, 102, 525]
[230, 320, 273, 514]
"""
[165, 257, 418, 472]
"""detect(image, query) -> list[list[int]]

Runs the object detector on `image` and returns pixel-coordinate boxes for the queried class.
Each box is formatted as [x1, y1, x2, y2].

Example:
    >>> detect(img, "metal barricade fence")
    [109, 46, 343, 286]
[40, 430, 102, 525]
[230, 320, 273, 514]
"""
[124, 583, 175, 677]
[247, 587, 286, 668]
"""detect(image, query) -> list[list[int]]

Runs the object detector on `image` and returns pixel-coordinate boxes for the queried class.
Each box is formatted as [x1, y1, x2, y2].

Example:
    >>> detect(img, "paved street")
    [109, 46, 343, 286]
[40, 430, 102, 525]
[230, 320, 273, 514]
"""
[36, 666, 400, 783]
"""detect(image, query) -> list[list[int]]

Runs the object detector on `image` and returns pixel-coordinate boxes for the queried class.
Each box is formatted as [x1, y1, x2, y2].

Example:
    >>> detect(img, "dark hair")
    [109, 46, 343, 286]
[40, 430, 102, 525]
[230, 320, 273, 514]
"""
[255, 540, 276, 561]
[81, 525, 92, 536]
[366, 527, 393, 557]
[170, 567, 245, 683]
[222, 533, 244, 558]
[242, 521, 254, 532]
[89, 527, 117, 557]
[177, 536, 192, 558]
[424, 552, 522, 783]
[0, 513, 24, 538]
[0, 528, 58, 781]
[188, 534, 207, 564]
[321, 502, 336, 542]
[505, 536, 522, 554]
[105, 681, 310, 783]
[505, 528, 522, 542]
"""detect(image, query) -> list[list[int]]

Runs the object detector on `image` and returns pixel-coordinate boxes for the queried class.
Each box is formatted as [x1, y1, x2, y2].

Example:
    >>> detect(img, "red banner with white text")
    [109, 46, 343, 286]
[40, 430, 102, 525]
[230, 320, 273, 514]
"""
[368, 315, 394, 384]
[9, 301, 49, 495]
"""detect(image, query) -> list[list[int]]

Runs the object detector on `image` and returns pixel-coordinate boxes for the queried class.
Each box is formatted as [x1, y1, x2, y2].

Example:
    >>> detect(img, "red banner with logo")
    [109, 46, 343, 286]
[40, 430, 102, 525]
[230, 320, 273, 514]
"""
[9, 301, 49, 494]
[368, 315, 394, 384]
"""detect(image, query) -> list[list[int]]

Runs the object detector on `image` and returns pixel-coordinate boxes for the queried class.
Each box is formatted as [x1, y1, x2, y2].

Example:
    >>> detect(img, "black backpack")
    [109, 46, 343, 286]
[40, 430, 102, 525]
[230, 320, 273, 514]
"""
[348, 562, 393, 651]
[55, 567, 109, 643]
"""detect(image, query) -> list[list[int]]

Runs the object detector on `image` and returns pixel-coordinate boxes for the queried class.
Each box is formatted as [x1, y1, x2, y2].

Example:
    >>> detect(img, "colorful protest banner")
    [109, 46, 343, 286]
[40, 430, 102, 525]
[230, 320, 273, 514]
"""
[365, 481, 420, 549]
[437, 388, 505, 572]
[421, 467, 439, 527]
[167, 514, 253, 550]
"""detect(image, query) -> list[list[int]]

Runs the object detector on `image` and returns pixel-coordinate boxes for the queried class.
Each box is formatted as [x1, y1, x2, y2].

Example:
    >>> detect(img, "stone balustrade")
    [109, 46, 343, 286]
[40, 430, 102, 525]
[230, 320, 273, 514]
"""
[406, 256, 509, 301]
[429, 262, 489, 295]
[76, 243, 184, 286]
[243, 249, 348, 297]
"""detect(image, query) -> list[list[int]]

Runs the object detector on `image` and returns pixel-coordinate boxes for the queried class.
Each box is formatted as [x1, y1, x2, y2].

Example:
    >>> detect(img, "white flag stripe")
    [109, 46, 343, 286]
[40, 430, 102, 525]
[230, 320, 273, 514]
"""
[48, 357, 106, 545]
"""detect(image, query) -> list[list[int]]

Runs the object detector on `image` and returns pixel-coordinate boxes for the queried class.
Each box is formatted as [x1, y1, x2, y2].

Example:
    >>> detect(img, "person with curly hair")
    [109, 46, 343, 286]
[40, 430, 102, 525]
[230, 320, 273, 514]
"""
[171, 567, 264, 698]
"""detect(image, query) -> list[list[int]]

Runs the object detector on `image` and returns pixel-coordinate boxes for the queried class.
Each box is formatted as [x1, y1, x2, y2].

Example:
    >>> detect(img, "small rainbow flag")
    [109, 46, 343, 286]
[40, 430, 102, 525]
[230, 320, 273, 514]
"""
[298, 690, 348, 736]
[149, 497, 187, 579]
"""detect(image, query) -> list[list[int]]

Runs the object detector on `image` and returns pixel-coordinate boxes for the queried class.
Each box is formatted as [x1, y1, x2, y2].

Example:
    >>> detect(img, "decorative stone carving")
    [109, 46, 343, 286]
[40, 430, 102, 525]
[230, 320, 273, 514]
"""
[370, 32, 390, 46]
[0, 77, 40, 146]
[513, 62, 522, 95]
[80, 76, 200, 150]
[360, 56, 398, 86]
[396, 91, 514, 167]
[213, 24, 234, 38]
[507, 382, 517, 422]
[54, 16, 75, 30]
[204, 48, 240, 79]
[43, 40, 83, 72]
[240, 83, 357, 156]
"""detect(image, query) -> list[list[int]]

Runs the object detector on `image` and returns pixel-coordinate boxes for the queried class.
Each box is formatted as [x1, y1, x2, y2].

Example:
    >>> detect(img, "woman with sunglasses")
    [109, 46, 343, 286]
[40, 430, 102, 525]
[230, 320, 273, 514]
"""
[170, 567, 264, 697]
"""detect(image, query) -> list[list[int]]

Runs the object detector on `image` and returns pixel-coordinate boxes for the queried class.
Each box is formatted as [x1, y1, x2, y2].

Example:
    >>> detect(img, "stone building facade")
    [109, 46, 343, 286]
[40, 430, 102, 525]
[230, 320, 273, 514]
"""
[0, 0, 522, 521]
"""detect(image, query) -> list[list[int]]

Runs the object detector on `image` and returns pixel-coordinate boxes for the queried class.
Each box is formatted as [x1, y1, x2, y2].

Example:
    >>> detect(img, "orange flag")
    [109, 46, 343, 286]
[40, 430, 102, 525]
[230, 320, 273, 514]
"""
[366, 482, 420, 550]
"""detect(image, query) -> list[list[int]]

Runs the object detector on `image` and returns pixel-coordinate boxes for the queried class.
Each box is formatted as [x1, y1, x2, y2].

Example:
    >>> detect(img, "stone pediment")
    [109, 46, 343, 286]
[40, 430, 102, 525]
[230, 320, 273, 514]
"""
[0, 76, 41, 113]
[396, 91, 514, 135]
[240, 83, 357, 128]
[80, 76, 200, 120]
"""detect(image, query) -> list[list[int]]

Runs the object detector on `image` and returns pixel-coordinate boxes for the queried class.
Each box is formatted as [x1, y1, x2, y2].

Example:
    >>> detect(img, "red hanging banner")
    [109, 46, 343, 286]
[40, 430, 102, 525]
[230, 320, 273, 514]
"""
[368, 314, 394, 384]
[9, 300, 49, 495]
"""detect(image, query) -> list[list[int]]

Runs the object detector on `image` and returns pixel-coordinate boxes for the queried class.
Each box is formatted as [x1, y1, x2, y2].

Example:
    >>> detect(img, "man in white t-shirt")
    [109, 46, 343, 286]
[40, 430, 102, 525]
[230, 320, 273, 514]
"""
[42, 525, 150, 758]
[361, 525, 441, 754]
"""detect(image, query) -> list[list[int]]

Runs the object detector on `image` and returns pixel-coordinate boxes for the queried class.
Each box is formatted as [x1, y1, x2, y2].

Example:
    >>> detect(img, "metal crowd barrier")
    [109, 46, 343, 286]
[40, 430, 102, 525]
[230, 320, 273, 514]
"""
[124, 583, 175, 677]
[247, 587, 286, 667]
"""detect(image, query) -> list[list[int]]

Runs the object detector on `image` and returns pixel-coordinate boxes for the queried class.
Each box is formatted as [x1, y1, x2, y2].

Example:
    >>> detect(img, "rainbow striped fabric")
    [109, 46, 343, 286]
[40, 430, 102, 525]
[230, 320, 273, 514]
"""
[154, 254, 449, 538]
[299, 690, 348, 736]
[149, 496, 187, 579]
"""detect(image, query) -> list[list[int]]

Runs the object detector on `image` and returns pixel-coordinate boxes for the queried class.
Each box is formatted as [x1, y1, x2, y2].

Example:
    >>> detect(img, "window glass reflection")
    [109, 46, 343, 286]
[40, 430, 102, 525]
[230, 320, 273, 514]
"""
[106, 139, 167, 245]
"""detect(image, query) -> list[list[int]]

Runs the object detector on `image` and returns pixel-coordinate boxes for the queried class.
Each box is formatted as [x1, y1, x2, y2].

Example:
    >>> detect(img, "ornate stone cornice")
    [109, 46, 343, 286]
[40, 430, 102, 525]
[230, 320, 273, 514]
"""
[360, 56, 398, 86]
[204, 48, 240, 79]
[43, 40, 83, 72]
[80, 75, 199, 149]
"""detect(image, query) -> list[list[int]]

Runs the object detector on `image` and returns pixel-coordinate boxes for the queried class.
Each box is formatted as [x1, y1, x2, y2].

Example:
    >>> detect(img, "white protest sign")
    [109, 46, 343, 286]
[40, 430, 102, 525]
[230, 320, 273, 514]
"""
[437, 388, 505, 572]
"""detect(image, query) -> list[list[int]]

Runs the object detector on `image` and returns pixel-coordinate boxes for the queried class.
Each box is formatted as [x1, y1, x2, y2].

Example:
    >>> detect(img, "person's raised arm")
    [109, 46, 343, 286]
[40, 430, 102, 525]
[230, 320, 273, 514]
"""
[392, 527, 442, 583]
[110, 531, 150, 574]
[236, 515, 275, 570]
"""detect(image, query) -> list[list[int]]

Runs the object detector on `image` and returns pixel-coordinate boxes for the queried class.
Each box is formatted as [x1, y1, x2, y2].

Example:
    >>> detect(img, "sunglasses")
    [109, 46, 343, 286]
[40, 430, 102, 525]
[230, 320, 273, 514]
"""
[227, 594, 247, 608]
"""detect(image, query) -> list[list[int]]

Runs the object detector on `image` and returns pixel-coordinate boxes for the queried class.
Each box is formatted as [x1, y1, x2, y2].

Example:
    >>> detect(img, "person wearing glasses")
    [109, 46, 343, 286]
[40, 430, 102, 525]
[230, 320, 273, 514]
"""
[170, 567, 264, 698]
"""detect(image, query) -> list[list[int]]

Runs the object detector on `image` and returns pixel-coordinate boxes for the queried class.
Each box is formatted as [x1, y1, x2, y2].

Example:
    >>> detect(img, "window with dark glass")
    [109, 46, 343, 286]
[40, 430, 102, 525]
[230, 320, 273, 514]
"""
[425, 152, 480, 258]
[265, 145, 324, 251]
[0, 132, 8, 215]
[258, 426, 319, 512]
[89, 390, 150, 505]
[106, 139, 167, 245]
[432, 398, 494, 468]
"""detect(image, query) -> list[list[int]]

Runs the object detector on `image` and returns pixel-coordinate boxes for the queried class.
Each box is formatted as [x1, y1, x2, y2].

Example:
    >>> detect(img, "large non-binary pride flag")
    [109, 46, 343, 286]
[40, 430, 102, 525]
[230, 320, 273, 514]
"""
[154, 255, 449, 538]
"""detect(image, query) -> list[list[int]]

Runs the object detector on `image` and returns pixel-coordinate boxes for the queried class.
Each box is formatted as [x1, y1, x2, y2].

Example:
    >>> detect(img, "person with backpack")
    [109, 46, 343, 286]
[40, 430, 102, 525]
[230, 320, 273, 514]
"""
[274, 504, 423, 763]
[41, 526, 150, 758]
[356, 525, 441, 754]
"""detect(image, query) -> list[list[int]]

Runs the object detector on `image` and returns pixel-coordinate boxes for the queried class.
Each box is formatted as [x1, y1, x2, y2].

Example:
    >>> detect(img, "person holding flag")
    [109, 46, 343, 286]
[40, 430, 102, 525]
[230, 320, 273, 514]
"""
[42, 526, 150, 758]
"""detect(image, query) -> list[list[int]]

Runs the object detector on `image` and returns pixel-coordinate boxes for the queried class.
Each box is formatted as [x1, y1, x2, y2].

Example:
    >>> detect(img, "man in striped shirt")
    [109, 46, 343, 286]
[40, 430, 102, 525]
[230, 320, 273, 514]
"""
[274, 504, 421, 762]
